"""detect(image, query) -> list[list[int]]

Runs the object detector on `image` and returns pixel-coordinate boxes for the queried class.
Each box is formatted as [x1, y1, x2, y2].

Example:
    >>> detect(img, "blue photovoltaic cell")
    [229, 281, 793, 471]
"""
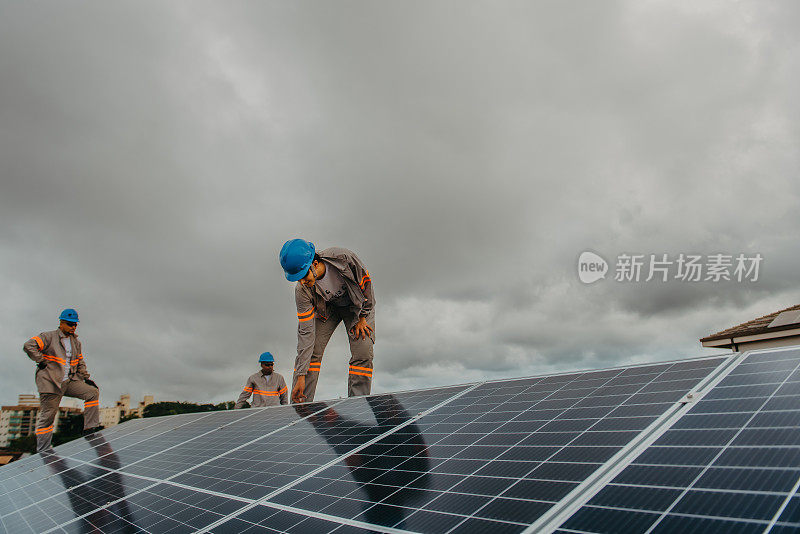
[117, 406, 317, 479]
[55, 483, 247, 534]
[170, 387, 467, 501]
[557, 348, 800, 534]
[0, 457, 153, 534]
[68, 410, 256, 468]
[251, 358, 725, 533]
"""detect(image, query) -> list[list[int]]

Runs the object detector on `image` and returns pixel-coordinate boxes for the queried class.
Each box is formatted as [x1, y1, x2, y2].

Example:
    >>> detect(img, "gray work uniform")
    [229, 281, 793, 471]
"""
[235, 371, 288, 408]
[23, 329, 100, 452]
[293, 247, 375, 402]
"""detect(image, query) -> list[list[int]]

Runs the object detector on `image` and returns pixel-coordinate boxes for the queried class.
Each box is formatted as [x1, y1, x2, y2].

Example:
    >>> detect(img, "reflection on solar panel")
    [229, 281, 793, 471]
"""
[3, 349, 800, 533]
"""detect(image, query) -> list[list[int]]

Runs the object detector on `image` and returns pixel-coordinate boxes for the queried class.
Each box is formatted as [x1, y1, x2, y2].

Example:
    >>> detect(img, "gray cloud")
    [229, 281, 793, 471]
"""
[1, 1, 798, 408]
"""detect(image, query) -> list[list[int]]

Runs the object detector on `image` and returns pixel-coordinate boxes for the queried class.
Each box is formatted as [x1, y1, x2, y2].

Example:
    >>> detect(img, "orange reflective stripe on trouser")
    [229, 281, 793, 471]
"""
[295, 364, 321, 373]
[297, 308, 315, 321]
[32, 336, 44, 350]
[84, 400, 99, 408]
[349, 365, 373, 377]
[36, 425, 53, 435]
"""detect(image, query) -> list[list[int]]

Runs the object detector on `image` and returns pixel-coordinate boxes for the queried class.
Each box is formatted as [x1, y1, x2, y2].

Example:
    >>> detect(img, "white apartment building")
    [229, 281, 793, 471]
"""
[0, 395, 82, 448]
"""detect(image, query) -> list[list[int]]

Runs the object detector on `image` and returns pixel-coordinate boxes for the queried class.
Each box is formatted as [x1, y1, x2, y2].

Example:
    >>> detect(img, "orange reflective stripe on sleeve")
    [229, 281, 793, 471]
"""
[278, 387, 288, 394]
[70, 355, 84, 366]
[43, 354, 67, 365]
[298, 310, 315, 322]
[32, 336, 44, 350]
[359, 271, 371, 289]
[243, 386, 253, 393]
[251, 389, 281, 396]
[36, 425, 53, 435]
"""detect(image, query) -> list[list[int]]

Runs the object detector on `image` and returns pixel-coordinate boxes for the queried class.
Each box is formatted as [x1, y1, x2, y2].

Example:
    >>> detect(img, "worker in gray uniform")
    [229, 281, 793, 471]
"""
[279, 239, 375, 403]
[234, 352, 289, 408]
[22, 308, 102, 452]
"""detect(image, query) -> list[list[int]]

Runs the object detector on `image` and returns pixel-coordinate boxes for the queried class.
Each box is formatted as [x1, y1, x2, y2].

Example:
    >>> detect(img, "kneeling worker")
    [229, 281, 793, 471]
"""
[234, 352, 289, 408]
[23, 308, 102, 452]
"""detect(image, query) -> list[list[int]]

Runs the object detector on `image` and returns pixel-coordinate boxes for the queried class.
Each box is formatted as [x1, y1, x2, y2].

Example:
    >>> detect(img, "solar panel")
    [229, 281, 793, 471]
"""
[240, 357, 726, 533]
[170, 386, 469, 501]
[554, 347, 800, 534]
[5, 350, 780, 534]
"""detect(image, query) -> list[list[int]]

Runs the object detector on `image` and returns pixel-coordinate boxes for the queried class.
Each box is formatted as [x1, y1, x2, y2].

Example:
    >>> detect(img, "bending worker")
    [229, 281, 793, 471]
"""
[234, 352, 288, 408]
[22, 308, 102, 452]
[279, 239, 375, 403]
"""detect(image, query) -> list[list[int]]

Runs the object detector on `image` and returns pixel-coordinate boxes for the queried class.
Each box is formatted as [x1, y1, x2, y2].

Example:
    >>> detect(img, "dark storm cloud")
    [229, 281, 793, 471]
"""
[1, 1, 798, 407]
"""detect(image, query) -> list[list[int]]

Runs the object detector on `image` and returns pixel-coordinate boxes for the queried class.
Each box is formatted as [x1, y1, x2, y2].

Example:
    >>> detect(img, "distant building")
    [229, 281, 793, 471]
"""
[0, 404, 81, 448]
[17, 394, 39, 407]
[701, 304, 800, 351]
[130, 395, 155, 418]
[99, 394, 155, 428]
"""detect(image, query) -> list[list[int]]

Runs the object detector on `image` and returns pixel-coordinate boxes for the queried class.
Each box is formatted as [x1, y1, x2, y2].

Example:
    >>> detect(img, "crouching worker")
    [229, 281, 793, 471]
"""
[23, 308, 102, 452]
[234, 352, 289, 408]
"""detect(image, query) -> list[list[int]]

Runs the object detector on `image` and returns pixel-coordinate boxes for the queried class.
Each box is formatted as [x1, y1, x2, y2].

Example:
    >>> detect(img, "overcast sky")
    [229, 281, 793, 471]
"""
[1, 1, 798, 408]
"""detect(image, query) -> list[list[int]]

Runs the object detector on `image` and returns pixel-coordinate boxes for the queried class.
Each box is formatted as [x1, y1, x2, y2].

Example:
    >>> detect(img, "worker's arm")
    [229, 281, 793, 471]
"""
[234, 380, 253, 409]
[23, 333, 46, 367]
[293, 285, 316, 402]
[74, 339, 90, 379]
[347, 251, 374, 341]
[278, 376, 288, 405]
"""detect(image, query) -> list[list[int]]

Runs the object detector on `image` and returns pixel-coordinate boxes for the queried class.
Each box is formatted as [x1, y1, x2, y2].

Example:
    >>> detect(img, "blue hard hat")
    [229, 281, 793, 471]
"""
[258, 352, 275, 363]
[279, 239, 315, 282]
[59, 308, 79, 323]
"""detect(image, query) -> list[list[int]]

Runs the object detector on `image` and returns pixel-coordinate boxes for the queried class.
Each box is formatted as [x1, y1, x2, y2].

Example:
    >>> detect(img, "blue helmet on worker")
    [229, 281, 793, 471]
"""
[280, 239, 315, 282]
[59, 308, 79, 323]
[258, 352, 275, 363]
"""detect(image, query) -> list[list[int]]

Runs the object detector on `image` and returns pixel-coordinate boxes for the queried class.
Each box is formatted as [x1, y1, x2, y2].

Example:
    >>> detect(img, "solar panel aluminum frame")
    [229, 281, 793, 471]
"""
[522, 352, 742, 534]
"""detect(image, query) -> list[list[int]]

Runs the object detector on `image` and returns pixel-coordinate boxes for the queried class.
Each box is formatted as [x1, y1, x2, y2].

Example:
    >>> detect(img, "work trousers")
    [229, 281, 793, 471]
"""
[294, 305, 374, 402]
[36, 380, 100, 452]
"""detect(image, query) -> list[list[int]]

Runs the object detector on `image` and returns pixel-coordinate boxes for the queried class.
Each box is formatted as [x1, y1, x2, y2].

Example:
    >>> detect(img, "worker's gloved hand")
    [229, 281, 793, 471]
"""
[84, 378, 98, 389]
[37, 361, 47, 370]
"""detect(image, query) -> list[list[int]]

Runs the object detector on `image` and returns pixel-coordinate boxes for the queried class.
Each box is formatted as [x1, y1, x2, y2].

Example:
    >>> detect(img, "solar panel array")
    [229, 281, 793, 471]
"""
[2, 348, 799, 534]
[555, 347, 800, 534]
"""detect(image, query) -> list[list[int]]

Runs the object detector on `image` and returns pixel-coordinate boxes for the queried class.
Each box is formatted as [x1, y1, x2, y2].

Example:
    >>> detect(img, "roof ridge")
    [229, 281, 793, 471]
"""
[701, 303, 800, 342]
